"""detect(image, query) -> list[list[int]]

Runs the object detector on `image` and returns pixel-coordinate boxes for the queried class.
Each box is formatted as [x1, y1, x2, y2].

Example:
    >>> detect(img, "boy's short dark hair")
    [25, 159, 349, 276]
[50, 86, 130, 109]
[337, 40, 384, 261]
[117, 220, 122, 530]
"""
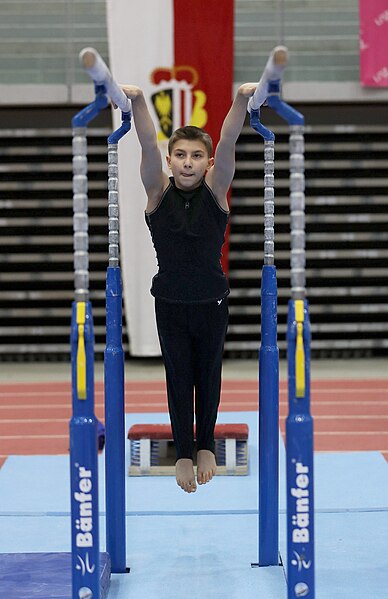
[168, 125, 213, 157]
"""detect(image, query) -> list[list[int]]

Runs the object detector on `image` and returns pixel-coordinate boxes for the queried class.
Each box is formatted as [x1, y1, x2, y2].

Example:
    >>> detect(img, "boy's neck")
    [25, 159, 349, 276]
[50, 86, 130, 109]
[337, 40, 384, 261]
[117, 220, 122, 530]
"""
[171, 175, 204, 193]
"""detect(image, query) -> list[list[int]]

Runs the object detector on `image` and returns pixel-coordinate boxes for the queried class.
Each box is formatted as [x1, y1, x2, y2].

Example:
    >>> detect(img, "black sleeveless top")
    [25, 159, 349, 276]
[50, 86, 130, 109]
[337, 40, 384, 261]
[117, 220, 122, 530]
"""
[145, 177, 230, 303]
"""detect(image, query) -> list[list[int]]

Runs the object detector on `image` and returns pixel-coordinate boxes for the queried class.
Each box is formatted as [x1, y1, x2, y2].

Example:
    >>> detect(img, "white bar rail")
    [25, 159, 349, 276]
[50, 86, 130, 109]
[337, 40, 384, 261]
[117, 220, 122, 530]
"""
[80, 47, 132, 114]
[248, 45, 288, 113]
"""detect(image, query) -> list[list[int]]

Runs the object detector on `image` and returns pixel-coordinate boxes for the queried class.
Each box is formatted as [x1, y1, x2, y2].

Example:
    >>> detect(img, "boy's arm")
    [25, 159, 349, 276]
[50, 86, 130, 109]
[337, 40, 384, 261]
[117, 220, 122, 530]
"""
[206, 84, 256, 210]
[121, 86, 169, 210]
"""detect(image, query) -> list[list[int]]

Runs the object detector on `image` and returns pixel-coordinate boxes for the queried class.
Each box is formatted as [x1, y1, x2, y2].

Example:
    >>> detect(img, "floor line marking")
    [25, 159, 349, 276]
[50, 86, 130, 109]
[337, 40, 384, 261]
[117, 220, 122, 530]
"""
[1, 415, 387, 424]
[1, 387, 388, 398]
[0, 434, 68, 440]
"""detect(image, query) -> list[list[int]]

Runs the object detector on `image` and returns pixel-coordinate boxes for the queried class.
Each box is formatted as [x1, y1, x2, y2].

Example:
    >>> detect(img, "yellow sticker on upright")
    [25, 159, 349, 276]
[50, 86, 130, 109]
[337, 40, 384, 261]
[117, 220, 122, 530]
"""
[76, 302, 87, 400]
[295, 300, 305, 398]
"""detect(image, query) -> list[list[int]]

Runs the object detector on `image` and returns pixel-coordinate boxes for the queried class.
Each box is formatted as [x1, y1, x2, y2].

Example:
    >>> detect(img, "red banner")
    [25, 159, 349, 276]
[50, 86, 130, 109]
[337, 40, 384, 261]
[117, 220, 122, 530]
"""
[107, 0, 234, 354]
[173, 0, 234, 273]
[360, 0, 388, 87]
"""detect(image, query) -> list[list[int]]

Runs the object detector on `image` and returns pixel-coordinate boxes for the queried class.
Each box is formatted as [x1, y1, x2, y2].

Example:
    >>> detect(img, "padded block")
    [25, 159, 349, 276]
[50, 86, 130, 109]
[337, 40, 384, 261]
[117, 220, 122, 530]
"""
[128, 424, 249, 476]
[128, 423, 249, 440]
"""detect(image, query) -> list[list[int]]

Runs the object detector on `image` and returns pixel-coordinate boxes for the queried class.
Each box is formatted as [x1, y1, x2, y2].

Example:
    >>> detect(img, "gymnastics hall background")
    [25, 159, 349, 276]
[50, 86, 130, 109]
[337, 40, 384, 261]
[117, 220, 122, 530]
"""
[0, 1, 388, 598]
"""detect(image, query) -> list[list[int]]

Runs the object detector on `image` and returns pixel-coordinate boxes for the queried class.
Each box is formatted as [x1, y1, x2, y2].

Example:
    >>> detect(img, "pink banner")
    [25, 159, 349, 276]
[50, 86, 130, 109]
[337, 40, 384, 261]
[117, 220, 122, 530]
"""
[360, 0, 388, 87]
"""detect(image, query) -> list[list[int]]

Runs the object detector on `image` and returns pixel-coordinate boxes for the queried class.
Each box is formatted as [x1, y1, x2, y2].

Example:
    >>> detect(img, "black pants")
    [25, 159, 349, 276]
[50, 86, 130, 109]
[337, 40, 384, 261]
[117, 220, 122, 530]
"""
[155, 297, 229, 460]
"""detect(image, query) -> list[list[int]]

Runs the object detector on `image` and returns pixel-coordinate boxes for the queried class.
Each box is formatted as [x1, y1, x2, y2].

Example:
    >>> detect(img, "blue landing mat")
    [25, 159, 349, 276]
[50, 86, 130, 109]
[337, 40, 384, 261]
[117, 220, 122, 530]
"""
[1, 512, 387, 599]
[0, 552, 111, 599]
[314, 450, 388, 511]
[0, 411, 387, 598]
[312, 511, 388, 599]
[0, 412, 283, 515]
[0, 515, 286, 599]
[0, 412, 387, 515]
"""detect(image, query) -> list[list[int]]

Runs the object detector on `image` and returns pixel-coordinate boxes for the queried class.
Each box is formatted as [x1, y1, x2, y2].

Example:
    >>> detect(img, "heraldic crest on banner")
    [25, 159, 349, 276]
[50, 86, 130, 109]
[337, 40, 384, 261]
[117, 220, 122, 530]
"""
[150, 66, 208, 139]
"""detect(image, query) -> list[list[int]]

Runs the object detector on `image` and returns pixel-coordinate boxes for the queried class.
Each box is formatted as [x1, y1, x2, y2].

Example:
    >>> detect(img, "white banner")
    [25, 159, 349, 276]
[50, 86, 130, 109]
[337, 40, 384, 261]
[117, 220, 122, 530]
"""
[106, 0, 173, 355]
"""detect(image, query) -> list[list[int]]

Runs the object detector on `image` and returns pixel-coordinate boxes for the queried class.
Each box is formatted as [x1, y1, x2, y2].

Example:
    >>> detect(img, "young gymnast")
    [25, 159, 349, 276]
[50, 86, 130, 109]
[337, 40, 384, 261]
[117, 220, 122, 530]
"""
[120, 82, 258, 493]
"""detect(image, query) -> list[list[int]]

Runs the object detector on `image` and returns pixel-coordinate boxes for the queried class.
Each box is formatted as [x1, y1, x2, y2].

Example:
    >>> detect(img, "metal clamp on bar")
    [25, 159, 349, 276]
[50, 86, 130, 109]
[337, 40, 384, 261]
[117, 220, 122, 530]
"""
[108, 111, 132, 144]
[80, 47, 132, 114]
[250, 109, 275, 142]
[71, 87, 109, 128]
[267, 84, 304, 127]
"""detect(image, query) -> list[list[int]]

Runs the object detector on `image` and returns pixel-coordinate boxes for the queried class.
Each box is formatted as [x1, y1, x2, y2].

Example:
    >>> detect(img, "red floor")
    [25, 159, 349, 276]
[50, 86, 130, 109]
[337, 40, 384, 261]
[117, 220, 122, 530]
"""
[0, 378, 387, 467]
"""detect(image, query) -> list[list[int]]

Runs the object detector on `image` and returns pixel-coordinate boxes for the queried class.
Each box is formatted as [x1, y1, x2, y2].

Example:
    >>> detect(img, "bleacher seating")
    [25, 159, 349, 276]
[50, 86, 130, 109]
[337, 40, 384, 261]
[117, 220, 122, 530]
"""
[1, 106, 388, 360]
[227, 114, 388, 358]
[0, 109, 125, 360]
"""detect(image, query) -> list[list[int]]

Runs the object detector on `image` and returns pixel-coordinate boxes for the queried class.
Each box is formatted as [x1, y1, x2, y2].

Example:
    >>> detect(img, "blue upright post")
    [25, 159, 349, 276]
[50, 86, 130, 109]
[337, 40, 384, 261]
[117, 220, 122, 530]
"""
[286, 300, 314, 598]
[70, 86, 109, 599]
[104, 266, 126, 572]
[104, 111, 131, 573]
[79, 47, 132, 577]
[259, 263, 279, 565]
[247, 46, 291, 567]
[250, 109, 280, 567]
[70, 301, 100, 599]
[70, 46, 132, 594]
[266, 73, 316, 598]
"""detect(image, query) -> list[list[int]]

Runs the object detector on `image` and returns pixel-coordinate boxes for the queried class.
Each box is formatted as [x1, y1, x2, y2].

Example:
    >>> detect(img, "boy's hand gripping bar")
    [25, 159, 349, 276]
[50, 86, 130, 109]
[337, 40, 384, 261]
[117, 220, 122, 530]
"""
[248, 46, 288, 113]
[80, 47, 132, 114]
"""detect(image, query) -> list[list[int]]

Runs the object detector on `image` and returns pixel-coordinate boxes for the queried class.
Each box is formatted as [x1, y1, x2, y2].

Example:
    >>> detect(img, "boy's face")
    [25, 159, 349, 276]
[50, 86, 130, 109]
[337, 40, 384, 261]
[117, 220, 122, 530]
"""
[166, 139, 214, 190]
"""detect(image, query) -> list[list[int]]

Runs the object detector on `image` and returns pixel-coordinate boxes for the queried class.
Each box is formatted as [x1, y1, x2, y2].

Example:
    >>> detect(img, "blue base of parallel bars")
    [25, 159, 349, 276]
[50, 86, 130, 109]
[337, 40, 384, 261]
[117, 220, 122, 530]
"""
[104, 266, 127, 573]
[0, 552, 111, 598]
[286, 299, 315, 599]
[258, 265, 280, 566]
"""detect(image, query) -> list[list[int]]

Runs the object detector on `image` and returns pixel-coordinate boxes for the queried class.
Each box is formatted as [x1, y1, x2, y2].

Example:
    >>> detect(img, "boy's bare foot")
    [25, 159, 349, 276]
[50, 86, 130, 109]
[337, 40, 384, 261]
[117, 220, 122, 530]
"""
[196, 450, 217, 485]
[176, 458, 197, 493]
